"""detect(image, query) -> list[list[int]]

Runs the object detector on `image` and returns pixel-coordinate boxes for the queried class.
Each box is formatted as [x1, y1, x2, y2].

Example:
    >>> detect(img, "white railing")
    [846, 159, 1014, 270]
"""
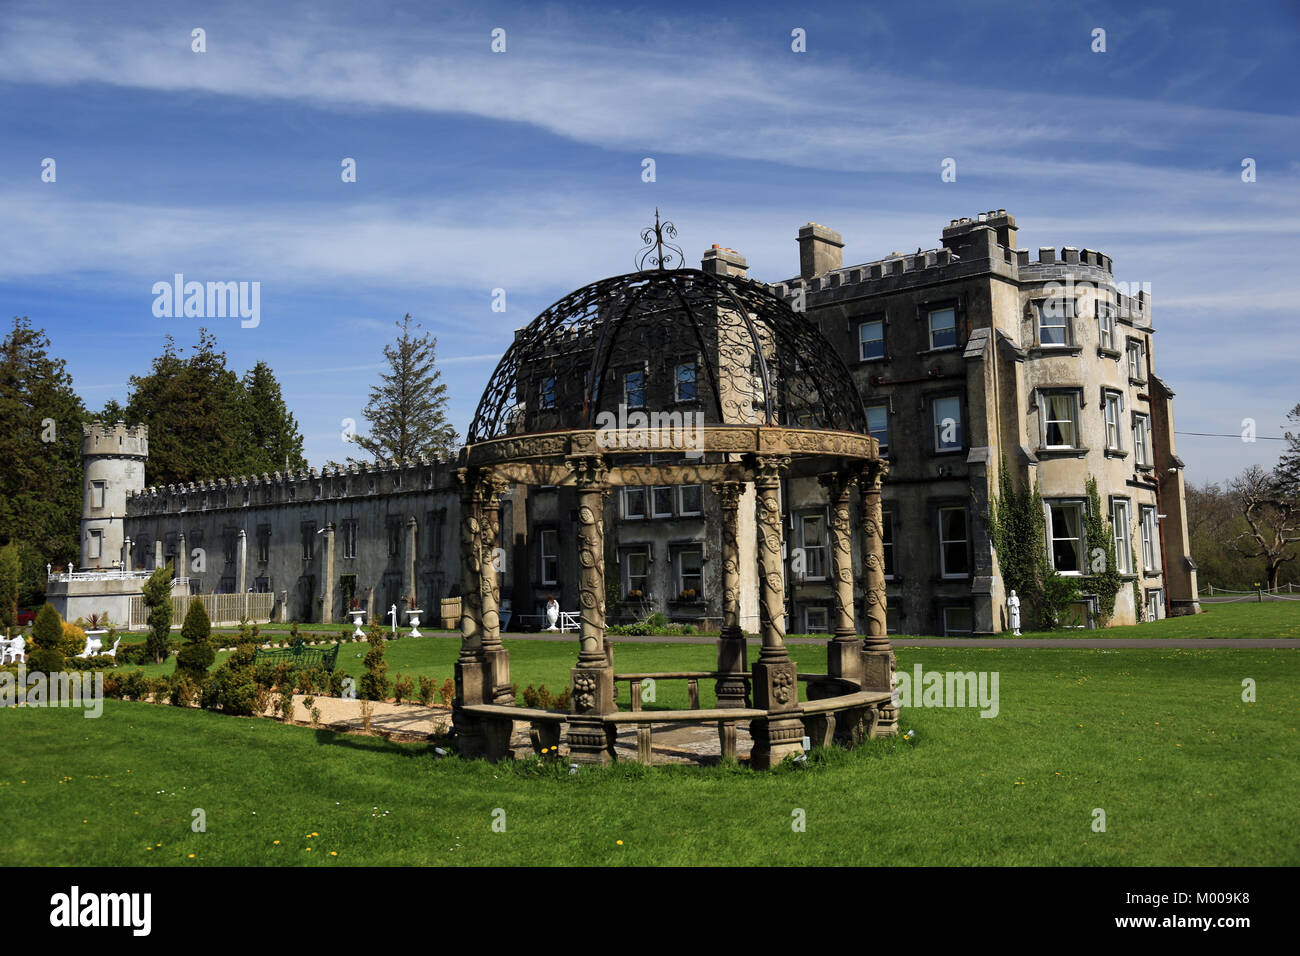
[559, 611, 579, 633]
[50, 569, 152, 583]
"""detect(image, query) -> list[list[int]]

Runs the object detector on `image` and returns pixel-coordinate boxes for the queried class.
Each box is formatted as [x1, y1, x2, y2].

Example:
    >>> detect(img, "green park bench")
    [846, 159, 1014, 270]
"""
[252, 639, 342, 672]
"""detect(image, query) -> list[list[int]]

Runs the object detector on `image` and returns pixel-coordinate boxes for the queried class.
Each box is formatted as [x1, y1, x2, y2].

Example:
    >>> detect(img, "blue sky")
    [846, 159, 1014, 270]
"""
[2, 0, 1297, 483]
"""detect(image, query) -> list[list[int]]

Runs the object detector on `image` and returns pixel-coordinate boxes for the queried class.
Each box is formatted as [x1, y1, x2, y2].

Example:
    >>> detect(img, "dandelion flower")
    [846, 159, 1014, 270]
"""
[188, 853, 195, 859]
[617, 840, 623, 845]
[331, 851, 338, 857]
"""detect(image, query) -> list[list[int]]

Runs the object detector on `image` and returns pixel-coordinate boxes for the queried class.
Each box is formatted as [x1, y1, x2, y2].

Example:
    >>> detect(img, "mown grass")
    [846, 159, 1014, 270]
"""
[2, 644, 1296, 866]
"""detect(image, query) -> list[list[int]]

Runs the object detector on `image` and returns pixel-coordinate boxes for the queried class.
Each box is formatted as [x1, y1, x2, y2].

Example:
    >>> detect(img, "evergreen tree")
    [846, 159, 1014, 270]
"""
[353, 314, 458, 462]
[240, 361, 306, 474]
[125, 329, 246, 485]
[29, 603, 65, 673]
[0, 317, 86, 601]
[141, 562, 175, 664]
[359, 625, 390, 701]
[1277, 402, 1300, 497]
[176, 598, 215, 677]
[0, 544, 19, 634]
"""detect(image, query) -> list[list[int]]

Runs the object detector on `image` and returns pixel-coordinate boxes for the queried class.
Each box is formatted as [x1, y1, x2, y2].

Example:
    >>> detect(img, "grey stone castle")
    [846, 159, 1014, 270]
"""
[62, 211, 1198, 635]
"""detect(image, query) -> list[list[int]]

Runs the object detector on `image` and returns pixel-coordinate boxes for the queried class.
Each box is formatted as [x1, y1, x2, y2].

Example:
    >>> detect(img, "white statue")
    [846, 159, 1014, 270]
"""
[2, 635, 25, 664]
[76, 635, 104, 658]
[545, 597, 560, 631]
[1007, 589, 1021, 636]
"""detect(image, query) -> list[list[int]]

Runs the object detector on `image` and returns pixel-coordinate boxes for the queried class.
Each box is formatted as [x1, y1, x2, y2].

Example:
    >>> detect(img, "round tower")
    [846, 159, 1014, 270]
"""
[80, 421, 148, 570]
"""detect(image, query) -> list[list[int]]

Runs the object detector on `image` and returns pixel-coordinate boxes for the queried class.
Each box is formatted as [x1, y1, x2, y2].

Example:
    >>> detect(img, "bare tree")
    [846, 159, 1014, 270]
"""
[1229, 465, 1300, 589]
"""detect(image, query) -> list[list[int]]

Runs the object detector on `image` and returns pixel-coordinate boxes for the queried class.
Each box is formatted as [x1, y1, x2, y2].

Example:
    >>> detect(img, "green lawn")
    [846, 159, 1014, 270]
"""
[2, 638, 1297, 865]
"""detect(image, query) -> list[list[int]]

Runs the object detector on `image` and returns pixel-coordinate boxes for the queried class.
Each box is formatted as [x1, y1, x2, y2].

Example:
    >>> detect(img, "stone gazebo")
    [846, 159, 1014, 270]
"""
[452, 216, 895, 768]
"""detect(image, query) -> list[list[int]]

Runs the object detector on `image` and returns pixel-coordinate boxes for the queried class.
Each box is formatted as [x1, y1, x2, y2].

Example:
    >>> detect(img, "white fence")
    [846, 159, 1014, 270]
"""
[128, 592, 276, 630]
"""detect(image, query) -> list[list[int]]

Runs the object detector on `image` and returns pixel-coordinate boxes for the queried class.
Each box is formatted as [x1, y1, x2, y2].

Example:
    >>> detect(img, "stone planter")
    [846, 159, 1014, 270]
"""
[349, 609, 366, 639]
[405, 608, 423, 638]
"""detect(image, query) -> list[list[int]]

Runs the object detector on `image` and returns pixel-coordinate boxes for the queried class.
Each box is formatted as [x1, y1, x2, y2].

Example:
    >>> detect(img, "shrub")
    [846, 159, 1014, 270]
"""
[201, 643, 259, 715]
[141, 563, 174, 663]
[60, 621, 87, 658]
[439, 677, 455, 705]
[393, 672, 414, 704]
[169, 675, 201, 707]
[118, 669, 151, 702]
[417, 675, 437, 706]
[176, 599, 216, 678]
[359, 626, 389, 701]
[29, 604, 65, 673]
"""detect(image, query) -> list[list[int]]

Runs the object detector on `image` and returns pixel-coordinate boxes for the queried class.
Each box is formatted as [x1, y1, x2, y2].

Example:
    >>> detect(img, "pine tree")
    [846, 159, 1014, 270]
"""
[353, 314, 458, 462]
[1276, 402, 1300, 497]
[0, 317, 86, 601]
[240, 361, 306, 474]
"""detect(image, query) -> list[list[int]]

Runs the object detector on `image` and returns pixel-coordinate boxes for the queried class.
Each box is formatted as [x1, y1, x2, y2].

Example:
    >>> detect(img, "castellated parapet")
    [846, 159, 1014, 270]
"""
[124, 454, 457, 515]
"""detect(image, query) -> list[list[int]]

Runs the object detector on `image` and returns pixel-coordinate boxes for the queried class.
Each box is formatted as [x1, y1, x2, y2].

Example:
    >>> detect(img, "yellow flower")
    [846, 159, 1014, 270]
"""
[616, 840, 623, 845]
[273, 840, 280, 845]
[188, 853, 195, 859]
[305, 847, 312, 852]
[330, 851, 338, 857]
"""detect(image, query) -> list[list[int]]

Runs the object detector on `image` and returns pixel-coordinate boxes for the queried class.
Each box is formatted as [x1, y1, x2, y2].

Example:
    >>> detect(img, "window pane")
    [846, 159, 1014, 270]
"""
[934, 396, 962, 450]
[675, 363, 697, 401]
[929, 308, 956, 349]
[866, 405, 889, 449]
[1050, 503, 1083, 572]
[679, 485, 702, 515]
[653, 486, 674, 516]
[859, 320, 884, 360]
[1045, 393, 1077, 447]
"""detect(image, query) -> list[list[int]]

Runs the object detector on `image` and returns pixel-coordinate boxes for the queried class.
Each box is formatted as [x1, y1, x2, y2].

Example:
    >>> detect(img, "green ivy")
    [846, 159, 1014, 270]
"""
[1083, 477, 1123, 627]
[986, 457, 1079, 629]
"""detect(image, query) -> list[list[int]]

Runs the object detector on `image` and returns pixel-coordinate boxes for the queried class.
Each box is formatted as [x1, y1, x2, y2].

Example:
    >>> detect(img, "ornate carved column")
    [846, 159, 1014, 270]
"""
[858, 460, 897, 736]
[453, 469, 489, 753]
[749, 455, 803, 769]
[479, 475, 513, 705]
[712, 480, 749, 707]
[821, 471, 863, 686]
[567, 455, 616, 765]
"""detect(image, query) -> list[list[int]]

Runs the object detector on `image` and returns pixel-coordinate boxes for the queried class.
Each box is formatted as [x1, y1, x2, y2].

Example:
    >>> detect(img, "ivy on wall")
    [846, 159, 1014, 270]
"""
[1083, 476, 1123, 627]
[986, 457, 1079, 630]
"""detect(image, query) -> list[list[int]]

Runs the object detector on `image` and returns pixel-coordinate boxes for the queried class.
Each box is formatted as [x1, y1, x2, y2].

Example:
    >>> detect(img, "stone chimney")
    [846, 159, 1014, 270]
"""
[701, 245, 748, 277]
[797, 223, 844, 279]
[941, 210, 1016, 259]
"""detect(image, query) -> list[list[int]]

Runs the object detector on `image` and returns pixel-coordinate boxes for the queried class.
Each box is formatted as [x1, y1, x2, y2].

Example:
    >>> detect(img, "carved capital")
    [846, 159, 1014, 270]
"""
[567, 454, 609, 490]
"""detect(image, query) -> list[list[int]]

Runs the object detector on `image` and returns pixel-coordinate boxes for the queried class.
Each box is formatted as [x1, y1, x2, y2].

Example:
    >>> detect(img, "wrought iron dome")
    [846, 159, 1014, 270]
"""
[466, 218, 868, 444]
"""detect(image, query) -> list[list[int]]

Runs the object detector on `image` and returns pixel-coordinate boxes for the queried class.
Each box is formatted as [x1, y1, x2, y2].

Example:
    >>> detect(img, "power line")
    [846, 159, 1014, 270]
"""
[1176, 431, 1288, 441]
